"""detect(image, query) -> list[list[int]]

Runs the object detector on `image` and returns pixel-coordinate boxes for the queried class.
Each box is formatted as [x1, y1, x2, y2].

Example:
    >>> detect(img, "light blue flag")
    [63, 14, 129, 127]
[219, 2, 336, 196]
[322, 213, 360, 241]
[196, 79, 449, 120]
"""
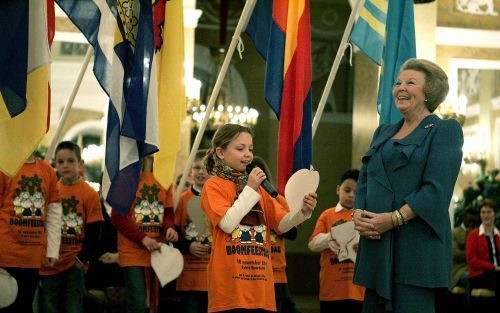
[377, 0, 416, 124]
[350, 0, 388, 65]
[350, 0, 416, 124]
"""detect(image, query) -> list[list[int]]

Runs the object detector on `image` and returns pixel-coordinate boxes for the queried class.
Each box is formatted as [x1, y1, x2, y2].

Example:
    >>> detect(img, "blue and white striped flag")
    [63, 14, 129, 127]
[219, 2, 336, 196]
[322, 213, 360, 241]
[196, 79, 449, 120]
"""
[350, 0, 416, 124]
[56, 0, 159, 214]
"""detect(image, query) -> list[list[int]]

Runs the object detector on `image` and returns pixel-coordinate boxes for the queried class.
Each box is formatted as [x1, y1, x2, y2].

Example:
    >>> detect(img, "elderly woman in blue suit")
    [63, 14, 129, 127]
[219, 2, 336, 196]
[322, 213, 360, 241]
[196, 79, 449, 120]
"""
[352, 59, 464, 313]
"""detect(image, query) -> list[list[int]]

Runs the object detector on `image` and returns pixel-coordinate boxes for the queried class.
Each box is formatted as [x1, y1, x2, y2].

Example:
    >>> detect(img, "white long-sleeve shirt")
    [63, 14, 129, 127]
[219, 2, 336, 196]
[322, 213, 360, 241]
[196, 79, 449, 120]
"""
[218, 186, 311, 234]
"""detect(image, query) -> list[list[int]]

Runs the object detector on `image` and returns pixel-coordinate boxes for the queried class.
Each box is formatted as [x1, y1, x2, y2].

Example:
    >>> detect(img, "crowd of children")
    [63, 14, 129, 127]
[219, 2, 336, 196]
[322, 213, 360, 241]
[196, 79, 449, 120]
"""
[0, 124, 372, 313]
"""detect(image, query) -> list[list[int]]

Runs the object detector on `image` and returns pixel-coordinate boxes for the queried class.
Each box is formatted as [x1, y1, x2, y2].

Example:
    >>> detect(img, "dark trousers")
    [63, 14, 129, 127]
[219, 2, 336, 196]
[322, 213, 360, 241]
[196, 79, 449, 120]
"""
[274, 283, 301, 313]
[469, 270, 500, 294]
[178, 291, 208, 313]
[40, 265, 85, 313]
[0, 267, 39, 313]
[122, 267, 147, 313]
[320, 299, 362, 313]
[469, 270, 500, 307]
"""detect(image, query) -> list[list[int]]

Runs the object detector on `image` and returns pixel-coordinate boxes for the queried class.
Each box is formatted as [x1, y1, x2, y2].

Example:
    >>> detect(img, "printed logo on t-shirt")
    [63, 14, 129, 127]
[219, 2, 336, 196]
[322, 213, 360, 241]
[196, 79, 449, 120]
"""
[12, 174, 45, 219]
[60, 196, 84, 246]
[225, 224, 270, 257]
[224, 223, 270, 283]
[224, 203, 270, 259]
[230, 224, 267, 245]
[269, 230, 281, 255]
[185, 220, 212, 245]
[10, 174, 46, 245]
[133, 184, 164, 235]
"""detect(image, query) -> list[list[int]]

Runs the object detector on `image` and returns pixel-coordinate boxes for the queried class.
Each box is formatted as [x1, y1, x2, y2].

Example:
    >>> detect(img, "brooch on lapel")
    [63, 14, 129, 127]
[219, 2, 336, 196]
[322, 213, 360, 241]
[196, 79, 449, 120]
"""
[424, 123, 434, 129]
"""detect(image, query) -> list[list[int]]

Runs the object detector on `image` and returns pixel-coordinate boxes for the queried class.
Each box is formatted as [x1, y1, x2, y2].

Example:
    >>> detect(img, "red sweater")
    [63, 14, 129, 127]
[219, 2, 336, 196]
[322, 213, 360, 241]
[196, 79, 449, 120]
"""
[466, 226, 500, 278]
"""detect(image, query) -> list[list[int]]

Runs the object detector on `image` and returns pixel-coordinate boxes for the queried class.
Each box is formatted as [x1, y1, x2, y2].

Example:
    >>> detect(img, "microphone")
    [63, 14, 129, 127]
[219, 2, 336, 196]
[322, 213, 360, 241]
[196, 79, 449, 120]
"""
[246, 162, 279, 198]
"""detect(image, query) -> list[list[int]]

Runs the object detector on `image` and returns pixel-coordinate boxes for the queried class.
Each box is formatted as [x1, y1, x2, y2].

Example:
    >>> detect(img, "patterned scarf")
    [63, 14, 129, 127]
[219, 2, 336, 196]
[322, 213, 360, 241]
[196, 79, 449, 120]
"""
[212, 155, 248, 195]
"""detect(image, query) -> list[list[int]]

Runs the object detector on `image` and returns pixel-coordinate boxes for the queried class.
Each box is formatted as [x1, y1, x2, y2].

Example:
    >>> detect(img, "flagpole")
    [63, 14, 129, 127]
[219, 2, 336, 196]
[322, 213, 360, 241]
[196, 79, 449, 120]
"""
[45, 46, 93, 162]
[311, 0, 364, 138]
[174, 0, 257, 207]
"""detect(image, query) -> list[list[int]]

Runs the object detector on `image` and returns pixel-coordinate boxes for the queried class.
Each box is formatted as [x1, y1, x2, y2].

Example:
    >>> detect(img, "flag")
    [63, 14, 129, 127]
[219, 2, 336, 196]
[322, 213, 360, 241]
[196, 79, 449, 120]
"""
[350, 0, 387, 65]
[56, 0, 159, 214]
[0, 2, 28, 124]
[152, 0, 185, 190]
[0, 0, 52, 176]
[350, 0, 416, 124]
[246, 0, 313, 195]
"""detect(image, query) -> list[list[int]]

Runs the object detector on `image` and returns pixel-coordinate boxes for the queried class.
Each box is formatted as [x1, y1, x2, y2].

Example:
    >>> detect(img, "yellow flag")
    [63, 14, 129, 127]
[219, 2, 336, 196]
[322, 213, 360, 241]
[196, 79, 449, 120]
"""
[153, 0, 186, 189]
[0, 1, 50, 176]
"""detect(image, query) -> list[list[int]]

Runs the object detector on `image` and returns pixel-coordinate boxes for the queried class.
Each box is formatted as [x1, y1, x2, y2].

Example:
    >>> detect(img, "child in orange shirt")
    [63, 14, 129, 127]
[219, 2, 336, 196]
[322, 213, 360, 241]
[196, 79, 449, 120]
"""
[175, 150, 211, 313]
[111, 155, 178, 313]
[0, 153, 62, 313]
[308, 169, 364, 313]
[39, 141, 104, 313]
[201, 124, 317, 313]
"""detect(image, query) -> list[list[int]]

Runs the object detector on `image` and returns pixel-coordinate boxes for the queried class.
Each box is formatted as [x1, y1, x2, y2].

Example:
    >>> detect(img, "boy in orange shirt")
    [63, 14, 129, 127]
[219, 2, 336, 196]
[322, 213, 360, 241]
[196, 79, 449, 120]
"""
[111, 155, 178, 313]
[0, 153, 62, 313]
[39, 141, 104, 313]
[175, 150, 211, 313]
[309, 169, 364, 313]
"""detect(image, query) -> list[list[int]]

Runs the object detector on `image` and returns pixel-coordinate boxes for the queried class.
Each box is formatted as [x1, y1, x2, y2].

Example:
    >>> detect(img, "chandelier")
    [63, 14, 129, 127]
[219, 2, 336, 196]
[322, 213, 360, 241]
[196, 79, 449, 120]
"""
[188, 99, 259, 130]
[186, 53, 259, 130]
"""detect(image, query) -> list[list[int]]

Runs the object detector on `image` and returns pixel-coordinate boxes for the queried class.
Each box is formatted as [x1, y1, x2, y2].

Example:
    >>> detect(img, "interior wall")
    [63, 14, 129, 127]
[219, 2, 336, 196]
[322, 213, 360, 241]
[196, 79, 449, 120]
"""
[351, 53, 379, 170]
[436, 45, 500, 195]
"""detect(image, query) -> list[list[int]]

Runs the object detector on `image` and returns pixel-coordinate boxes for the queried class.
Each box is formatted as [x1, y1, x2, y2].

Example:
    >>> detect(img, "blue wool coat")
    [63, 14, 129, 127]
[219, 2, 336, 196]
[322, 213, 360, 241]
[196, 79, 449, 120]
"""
[353, 114, 464, 306]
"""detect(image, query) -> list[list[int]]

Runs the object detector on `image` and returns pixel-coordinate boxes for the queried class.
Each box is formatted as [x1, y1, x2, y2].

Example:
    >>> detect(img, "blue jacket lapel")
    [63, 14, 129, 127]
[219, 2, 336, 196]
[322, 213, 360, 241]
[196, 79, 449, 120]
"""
[365, 121, 403, 192]
[392, 115, 439, 170]
[364, 115, 440, 191]
[371, 119, 404, 151]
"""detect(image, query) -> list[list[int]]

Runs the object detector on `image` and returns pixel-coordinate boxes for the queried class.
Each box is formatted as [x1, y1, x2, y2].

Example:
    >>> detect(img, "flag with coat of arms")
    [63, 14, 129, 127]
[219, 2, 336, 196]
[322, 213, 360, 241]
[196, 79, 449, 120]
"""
[56, 0, 159, 214]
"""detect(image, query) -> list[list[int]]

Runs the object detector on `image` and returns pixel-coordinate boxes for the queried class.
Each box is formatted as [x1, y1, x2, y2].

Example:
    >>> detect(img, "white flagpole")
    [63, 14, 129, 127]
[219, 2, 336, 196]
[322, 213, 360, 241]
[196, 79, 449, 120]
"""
[311, 0, 364, 137]
[174, 0, 258, 207]
[45, 46, 93, 161]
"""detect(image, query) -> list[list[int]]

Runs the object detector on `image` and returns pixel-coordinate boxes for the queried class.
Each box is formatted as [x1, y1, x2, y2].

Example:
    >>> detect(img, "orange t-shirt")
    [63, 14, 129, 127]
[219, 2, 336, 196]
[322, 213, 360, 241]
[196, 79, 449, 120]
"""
[309, 207, 365, 301]
[201, 176, 288, 312]
[117, 172, 174, 267]
[174, 188, 211, 292]
[40, 179, 103, 275]
[270, 195, 289, 284]
[0, 160, 59, 268]
[270, 231, 287, 283]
